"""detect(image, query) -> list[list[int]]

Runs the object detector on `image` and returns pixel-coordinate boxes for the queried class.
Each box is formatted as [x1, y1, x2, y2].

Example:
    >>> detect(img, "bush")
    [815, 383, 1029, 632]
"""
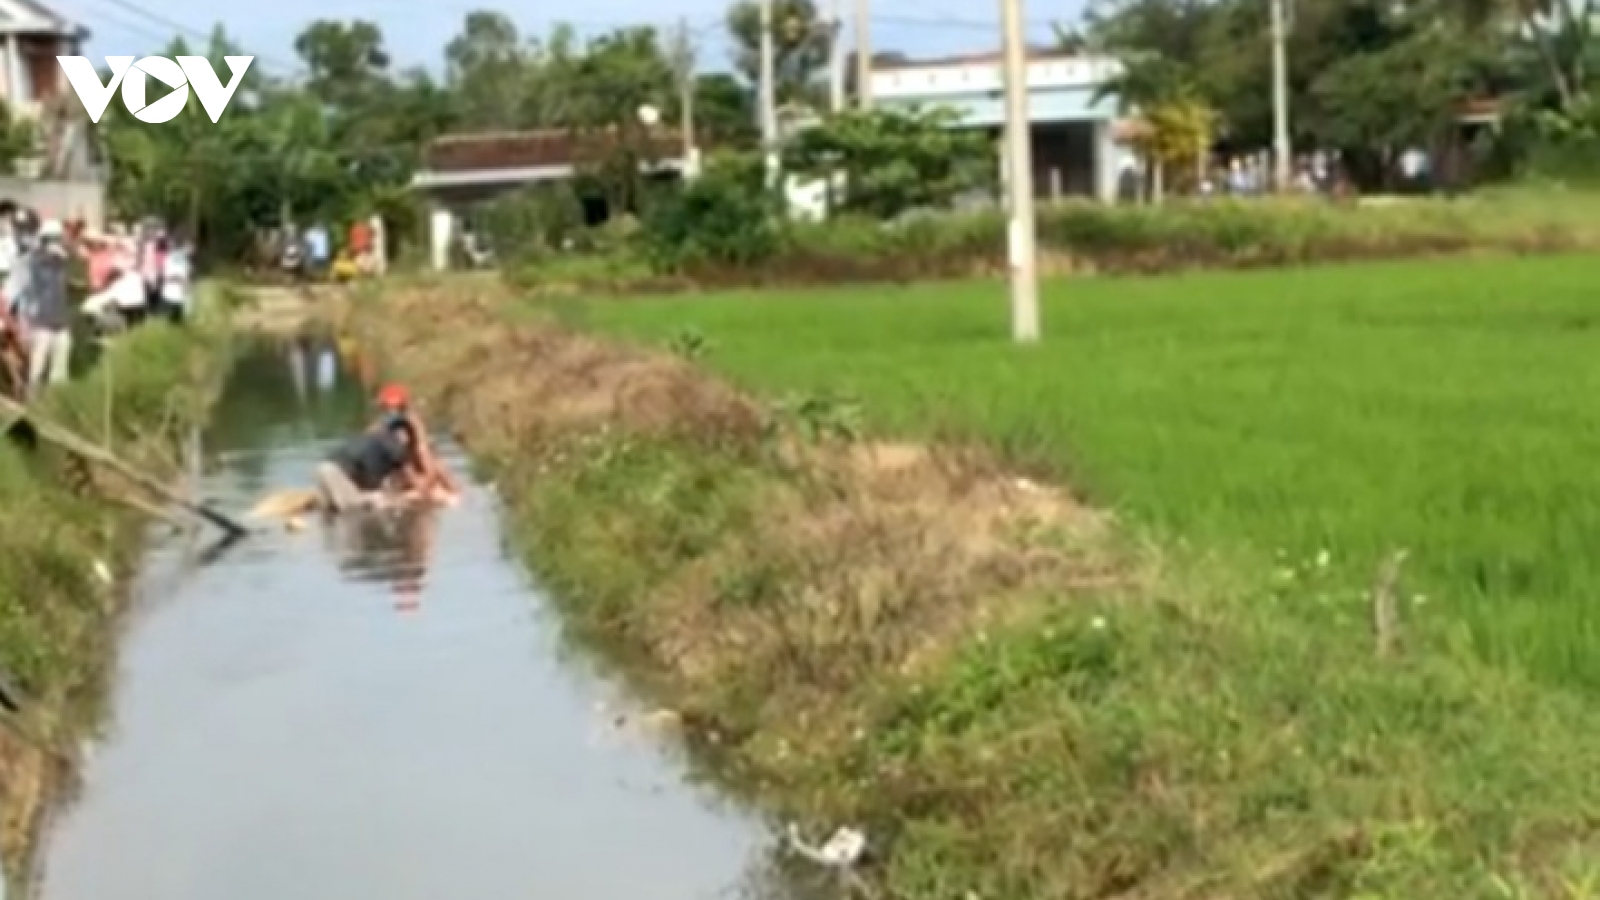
[505, 185, 1600, 291]
[481, 182, 587, 264]
[637, 151, 784, 272]
[684, 192, 1599, 283]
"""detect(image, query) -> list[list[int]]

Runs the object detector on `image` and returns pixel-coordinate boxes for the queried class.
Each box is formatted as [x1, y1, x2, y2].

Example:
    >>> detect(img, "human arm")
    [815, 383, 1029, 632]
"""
[405, 412, 459, 494]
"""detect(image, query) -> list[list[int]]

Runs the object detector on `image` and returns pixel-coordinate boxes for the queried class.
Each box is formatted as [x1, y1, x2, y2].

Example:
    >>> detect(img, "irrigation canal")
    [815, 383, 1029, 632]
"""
[33, 335, 789, 899]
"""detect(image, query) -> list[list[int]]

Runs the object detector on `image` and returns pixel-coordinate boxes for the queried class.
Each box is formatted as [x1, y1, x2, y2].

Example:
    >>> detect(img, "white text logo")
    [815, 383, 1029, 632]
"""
[56, 56, 254, 124]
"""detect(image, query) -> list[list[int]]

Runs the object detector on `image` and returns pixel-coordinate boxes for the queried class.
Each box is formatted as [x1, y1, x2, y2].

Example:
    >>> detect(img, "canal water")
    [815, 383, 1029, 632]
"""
[35, 336, 780, 899]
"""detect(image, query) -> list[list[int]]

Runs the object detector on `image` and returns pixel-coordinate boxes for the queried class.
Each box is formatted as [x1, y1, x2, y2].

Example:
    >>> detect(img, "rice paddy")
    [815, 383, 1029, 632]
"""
[584, 253, 1600, 690]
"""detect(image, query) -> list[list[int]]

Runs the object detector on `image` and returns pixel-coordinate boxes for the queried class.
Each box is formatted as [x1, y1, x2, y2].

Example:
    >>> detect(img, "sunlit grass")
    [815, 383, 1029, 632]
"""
[585, 253, 1600, 690]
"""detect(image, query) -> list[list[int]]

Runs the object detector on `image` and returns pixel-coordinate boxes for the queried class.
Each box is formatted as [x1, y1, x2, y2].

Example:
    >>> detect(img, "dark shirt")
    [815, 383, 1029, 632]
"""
[330, 430, 409, 491]
[26, 246, 69, 330]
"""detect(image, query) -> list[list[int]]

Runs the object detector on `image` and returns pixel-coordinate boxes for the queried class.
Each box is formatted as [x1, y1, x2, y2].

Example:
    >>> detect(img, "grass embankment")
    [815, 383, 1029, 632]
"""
[359, 276, 1600, 900]
[0, 304, 228, 881]
[514, 187, 1600, 291]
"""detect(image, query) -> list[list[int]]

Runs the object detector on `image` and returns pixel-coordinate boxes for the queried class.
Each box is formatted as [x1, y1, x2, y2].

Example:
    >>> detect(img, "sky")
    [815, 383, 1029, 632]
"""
[54, 0, 1078, 80]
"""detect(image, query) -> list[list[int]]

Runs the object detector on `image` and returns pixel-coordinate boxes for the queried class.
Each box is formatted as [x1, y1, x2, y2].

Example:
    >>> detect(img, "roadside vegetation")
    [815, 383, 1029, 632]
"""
[497, 177, 1600, 290]
[0, 306, 227, 881]
[356, 278, 1600, 900]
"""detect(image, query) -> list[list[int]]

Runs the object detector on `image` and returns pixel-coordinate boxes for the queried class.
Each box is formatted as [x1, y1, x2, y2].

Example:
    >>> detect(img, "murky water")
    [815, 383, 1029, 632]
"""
[36, 336, 779, 899]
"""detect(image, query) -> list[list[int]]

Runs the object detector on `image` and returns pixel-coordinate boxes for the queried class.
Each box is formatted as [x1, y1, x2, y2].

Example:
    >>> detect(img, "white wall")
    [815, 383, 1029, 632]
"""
[870, 56, 1123, 101]
[0, 176, 104, 228]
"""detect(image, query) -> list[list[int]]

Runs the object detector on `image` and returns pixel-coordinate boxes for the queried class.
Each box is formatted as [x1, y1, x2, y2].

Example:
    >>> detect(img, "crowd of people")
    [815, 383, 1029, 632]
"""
[0, 203, 192, 401]
[268, 217, 387, 283]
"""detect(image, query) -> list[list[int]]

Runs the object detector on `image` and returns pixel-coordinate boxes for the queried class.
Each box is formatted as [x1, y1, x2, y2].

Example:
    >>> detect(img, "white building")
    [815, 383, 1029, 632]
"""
[867, 49, 1135, 203]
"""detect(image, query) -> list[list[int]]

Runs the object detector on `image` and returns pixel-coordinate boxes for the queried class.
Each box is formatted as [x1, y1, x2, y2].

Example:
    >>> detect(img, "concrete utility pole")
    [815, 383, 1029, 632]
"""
[828, 0, 845, 112]
[1269, 0, 1291, 191]
[673, 18, 696, 175]
[758, 0, 778, 183]
[854, 0, 871, 108]
[1000, 0, 1039, 342]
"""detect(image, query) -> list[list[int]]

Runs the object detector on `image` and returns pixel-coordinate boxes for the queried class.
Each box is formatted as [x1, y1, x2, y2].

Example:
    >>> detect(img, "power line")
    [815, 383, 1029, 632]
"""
[67, 0, 302, 74]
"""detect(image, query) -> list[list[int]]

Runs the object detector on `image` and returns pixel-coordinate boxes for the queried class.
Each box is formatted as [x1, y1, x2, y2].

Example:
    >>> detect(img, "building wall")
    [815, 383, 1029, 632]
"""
[0, 32, 76, 111]
[0, 175, 104, 227]
[871, 56, 1122, 102]
[869, 55, 1123, 127]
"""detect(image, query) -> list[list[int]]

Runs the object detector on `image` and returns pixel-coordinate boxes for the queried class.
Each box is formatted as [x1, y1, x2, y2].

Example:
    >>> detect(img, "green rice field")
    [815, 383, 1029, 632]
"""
[583, 254, 1600, 691]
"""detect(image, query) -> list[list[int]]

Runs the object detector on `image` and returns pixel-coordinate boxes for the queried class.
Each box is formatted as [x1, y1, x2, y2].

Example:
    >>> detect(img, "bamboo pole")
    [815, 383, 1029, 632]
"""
[0, 395, 249, 538]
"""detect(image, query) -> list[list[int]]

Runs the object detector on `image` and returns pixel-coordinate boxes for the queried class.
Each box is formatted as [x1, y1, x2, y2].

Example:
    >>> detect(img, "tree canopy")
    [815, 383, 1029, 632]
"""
[80, 0, 1600, 264]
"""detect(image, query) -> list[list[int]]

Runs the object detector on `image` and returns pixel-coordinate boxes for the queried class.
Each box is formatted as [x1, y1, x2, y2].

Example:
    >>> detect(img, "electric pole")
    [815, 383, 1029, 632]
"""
[1269, 0, 1290, 191]
[758, 0, 778, 184]
[1000, 0, 1039, 342]
[828, 0, 845, 112]
[759, 0, 777, 140]
[854, 0, 871, 108]
[672, 18, 696, 175]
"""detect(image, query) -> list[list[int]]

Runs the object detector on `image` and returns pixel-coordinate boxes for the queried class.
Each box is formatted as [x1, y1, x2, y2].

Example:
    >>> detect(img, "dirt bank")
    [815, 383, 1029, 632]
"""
[349, 279, 1600, 900]
[0, 309, 228, 888]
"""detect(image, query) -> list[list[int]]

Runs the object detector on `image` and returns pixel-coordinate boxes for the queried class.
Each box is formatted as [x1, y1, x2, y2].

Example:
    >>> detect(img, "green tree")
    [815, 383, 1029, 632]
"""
[782, 107, 993, 217]
[445, 11, 531, 130]
[726, 0, 831, 109]
[0, 100, 35, 174]
[99, 30, 269, 255]
[561, 28, 679, 215]
[693, 72, 758, 148]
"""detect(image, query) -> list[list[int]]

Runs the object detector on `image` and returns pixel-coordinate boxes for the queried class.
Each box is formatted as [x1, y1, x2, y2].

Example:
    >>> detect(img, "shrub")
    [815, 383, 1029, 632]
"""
[637, 151, 784, 272]
[481, 182, 587, 264]
[513, 186, 1600, 290]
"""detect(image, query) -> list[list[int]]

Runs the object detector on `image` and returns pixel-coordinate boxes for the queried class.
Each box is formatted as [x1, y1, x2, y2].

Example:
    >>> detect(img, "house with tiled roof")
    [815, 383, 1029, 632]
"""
[0, 0, 86, 115]
[412, 126, 691, 271]
[0, 0, 104, 225]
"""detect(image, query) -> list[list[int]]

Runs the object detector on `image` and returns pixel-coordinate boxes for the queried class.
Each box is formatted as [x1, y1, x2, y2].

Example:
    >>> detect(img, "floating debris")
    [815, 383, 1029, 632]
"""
[787, 823, 867, 868]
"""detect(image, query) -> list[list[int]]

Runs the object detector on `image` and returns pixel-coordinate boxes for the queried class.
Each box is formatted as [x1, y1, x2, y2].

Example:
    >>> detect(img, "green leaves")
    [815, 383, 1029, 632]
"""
[782, 108, 994, 219]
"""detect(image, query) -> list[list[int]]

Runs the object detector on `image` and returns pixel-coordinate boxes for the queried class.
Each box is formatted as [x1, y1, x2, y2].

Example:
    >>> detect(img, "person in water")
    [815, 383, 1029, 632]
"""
[370, 383, 459, 500]
[315, 417, 423, 512]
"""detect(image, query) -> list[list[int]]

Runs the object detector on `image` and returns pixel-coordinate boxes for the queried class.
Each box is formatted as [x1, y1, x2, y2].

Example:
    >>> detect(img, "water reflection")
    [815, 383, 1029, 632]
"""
[321, 503, 441, 612]
[287, 336, 307, 403]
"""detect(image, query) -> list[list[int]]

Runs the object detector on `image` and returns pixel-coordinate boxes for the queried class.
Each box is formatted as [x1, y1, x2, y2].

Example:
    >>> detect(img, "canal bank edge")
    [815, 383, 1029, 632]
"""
[0, 288, 234, 891]
[349, 280, 1600, 900]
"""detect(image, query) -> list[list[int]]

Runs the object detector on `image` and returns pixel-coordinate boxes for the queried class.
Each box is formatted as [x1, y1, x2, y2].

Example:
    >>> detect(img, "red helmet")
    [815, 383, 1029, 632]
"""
[376, 383, 409, 409]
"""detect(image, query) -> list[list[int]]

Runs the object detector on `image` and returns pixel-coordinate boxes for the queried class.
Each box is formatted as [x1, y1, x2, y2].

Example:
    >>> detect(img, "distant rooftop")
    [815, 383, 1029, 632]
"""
[873, 47, 1086, 71]
[422, 128, 687, 173]
[0, 0, 85, 37]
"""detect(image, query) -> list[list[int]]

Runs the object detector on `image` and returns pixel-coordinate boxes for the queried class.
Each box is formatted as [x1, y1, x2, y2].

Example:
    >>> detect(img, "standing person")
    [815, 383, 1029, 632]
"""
[0, 202, 17, 308]
[304, 221, 329, 281]
[5, 209, 34, 324]
[137, 228, 165, 320]
[370, 214, 386, 276]
[0, 207, 23, 396]
[23, 220, 73, 397]
[160, 236, 190, 323]
[279, 225, 304, 282]
[348, 217, 372, 276]
[81, 230, 117, 294]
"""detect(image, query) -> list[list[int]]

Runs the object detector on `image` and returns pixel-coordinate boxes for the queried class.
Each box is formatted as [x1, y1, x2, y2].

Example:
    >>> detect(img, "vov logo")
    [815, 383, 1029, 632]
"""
[56, 56, 254, 124]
